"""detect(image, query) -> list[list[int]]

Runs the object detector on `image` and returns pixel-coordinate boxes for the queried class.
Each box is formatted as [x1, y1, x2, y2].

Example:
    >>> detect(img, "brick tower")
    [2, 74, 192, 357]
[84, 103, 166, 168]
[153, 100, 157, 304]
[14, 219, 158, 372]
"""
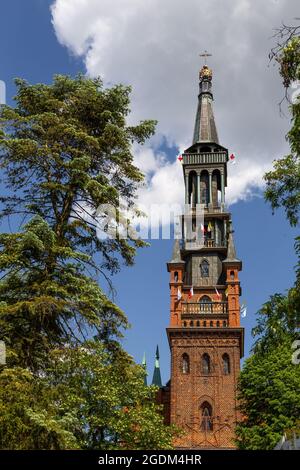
[165, 64, 244, 449]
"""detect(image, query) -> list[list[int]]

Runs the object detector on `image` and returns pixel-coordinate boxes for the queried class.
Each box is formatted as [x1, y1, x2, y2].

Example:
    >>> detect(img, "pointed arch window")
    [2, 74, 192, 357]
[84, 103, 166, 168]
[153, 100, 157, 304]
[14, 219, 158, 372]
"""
[182, 353, 190, 374]
[222, 353, 230, 375]
[200, 260, 209, 277]
[201, 402, 213, 431]
[202, 353, 211, 375]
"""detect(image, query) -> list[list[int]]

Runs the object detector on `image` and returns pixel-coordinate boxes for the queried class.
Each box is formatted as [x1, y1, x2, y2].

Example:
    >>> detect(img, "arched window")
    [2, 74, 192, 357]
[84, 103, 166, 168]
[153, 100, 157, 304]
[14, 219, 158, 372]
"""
[188, 171, 197, 207]
[201, 402, 213, 431]
[230, 270, 235, 280]
[223, 354, 230, 375]
[202, 353, 211, 374]
[200, 171, 209, 205]
[182, 354, 190, 374]
[200, 260, 209, 277]
[200, 295, 211, 303]
[174, 271, 178, 282]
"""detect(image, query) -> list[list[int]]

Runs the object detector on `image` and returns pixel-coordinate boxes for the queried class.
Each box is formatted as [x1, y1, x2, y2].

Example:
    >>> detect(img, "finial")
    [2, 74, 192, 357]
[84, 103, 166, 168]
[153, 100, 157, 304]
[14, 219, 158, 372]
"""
[199, 50, 213, 81]
[199, 65, 213, 81]
[199, 50, 212, 65]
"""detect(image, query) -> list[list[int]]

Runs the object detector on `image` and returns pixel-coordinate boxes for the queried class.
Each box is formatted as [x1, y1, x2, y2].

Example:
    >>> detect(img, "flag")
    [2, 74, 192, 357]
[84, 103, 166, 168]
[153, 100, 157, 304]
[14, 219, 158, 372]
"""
[207, 222, 213, 232]
[177, 288, 182, 301]
[201, 224, 206, 233]
[225, 287, 229, 297]
[188, 286, 194, 299]
[240, 303, 247, 318]
[178, 154, 183, 162]
[215, 287, 221, 299]
[229, 153, 236, 164]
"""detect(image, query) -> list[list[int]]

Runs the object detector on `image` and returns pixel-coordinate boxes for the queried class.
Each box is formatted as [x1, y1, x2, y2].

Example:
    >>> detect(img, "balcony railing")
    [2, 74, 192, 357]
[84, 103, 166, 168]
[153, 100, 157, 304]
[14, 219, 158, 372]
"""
[203, 239, 226, 248]
[183, 239, 226, 250]
[182, 301, 228, 315]
[183, 152, 227, 165]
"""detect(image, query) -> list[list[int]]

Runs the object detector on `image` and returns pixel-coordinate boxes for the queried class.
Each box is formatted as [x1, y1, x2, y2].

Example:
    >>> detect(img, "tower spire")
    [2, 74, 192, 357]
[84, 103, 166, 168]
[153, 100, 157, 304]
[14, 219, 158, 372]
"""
[223, 220, 242, 268]
[192, 62, 219, 145]
[151, 345, 162, 387]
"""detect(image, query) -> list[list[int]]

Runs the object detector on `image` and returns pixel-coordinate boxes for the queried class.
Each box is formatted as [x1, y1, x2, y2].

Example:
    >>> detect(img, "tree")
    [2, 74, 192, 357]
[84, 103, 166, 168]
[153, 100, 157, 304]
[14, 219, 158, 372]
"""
[236, 334, 300, 450]
[46, 341, 178, 450]
[0, 76, 177, 449]
[0, 75, 156, 367]
[0, 342, 178, 450]
[236, 28, 300, 449]
[0, 366, 79, 450]
[265, 25, 300, 226]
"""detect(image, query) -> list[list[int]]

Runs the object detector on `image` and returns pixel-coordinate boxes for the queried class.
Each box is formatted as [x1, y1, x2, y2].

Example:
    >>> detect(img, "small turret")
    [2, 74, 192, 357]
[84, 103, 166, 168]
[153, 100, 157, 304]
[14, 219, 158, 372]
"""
[152, 345, 162, 387]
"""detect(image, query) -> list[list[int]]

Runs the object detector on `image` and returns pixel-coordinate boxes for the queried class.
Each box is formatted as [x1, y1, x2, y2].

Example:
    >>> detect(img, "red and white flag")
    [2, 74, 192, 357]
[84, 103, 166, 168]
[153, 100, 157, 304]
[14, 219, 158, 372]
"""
[229, 153, 236, 164]
[215, 287, 221, 299]
[200, 223, 205, 233]
[188, 286, 194, 299]
[178, 154, 183, 162]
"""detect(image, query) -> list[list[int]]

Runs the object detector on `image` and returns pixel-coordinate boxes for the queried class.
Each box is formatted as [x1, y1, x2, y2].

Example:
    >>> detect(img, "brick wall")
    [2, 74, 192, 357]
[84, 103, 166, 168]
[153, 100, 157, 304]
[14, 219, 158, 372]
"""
[163, 329, 242, 449]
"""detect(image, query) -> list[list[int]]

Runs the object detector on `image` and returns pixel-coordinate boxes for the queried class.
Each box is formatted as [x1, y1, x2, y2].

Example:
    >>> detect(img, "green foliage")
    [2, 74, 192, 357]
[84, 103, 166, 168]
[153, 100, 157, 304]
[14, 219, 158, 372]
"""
[0, 342, 178, 450]
[0, 75, 175, 449]
[47, 341, 178, 450]
[0, 367, 79, 449]
[0, 215, 126, 370]
[252, 292, 299, 355]
[265, 35, 300, 226]
[237, 241, 300, 449]
[0, 74, 157, 367]
[0, 74, 156, 271]
[236, 336, 300, 450]
[241, 32, 300, 446]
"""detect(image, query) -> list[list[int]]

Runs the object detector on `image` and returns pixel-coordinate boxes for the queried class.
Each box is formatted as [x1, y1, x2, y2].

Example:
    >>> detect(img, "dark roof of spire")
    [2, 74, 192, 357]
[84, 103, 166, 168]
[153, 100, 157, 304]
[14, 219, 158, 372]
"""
[223, 221, 242, 267]
[168, 239, 185, 264]
[192, 65, 219, 145]
[151, 345, 162, 387]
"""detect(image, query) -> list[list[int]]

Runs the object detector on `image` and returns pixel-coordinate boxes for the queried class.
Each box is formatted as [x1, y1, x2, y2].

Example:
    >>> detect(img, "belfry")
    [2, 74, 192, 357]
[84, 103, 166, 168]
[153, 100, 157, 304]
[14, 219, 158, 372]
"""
[161, 64, 244, 449]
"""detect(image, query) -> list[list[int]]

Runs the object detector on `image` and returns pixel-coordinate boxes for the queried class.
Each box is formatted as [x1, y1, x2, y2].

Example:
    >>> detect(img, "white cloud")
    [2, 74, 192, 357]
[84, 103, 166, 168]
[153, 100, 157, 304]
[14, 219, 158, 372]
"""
[51, 0, 298, 210]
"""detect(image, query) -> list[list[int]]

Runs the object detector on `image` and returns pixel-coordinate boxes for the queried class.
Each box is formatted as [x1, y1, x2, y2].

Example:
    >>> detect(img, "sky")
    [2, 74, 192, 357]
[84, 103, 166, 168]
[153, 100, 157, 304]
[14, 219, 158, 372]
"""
[0, 0, 299, 383]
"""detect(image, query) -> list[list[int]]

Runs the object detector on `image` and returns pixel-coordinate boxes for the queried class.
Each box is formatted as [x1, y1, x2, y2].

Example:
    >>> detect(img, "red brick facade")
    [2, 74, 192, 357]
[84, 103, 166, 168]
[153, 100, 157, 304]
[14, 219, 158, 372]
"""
[159, 65, 244, 449]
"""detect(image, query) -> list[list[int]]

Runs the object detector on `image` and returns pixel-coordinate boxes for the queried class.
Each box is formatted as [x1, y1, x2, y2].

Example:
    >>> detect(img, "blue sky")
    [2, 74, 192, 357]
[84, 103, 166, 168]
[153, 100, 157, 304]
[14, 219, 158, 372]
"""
[0, 0, 299, 383]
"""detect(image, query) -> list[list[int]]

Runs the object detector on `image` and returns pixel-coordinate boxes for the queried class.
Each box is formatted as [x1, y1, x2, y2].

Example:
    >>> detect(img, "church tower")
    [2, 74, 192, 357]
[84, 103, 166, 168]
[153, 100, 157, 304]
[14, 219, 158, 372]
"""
[165, 64, 244, 449]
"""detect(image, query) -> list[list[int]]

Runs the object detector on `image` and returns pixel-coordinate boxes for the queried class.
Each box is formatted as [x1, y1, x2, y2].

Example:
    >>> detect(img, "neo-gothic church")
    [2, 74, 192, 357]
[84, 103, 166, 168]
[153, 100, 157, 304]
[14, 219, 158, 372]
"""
[158, 64, 244, 450]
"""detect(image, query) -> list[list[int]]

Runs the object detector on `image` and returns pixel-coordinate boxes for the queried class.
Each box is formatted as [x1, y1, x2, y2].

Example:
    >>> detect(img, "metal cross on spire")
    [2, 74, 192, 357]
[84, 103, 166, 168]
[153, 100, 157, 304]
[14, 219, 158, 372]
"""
[199, 50, 212, 65]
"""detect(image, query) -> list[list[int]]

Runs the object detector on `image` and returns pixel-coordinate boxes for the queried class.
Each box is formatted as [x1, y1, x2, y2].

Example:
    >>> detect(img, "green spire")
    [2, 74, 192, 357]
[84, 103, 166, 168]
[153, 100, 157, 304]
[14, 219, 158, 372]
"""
[142, 352, 148, 386]
[152, 345, 162, 387]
